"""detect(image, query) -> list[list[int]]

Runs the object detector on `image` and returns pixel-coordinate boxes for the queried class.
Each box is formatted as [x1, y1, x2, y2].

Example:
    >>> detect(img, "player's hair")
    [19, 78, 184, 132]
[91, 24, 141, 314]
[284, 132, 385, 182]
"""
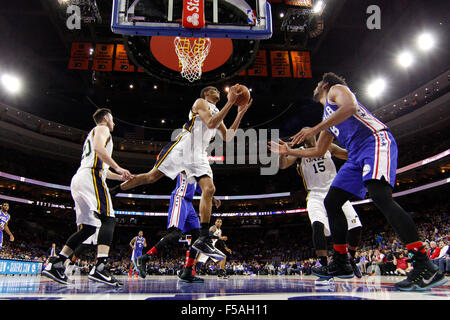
[1, 202, 8, 206]
[322, 72, 347, 87]
[200, 86, 216, 99]
[93, 108, 112, 124]
[216, 218, 222, 222]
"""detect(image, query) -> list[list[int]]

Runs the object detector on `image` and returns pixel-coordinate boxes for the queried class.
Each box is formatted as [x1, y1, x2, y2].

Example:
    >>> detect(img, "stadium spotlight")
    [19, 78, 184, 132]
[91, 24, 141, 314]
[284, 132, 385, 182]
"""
[313, 1, 325, 14]
[1, 74, 22, 94]
[367, 78, 386, 99]
[397, 51, 414, 68]
[417, 32, 435, 51]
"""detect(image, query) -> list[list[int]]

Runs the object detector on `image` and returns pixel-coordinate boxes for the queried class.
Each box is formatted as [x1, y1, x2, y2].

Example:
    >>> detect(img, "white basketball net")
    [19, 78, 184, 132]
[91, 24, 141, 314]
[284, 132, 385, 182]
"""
[174, 37, 211, 82]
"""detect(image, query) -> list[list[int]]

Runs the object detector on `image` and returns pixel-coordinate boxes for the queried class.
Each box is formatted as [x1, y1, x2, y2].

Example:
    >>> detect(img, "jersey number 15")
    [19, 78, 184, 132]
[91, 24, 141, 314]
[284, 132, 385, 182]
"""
[313, 161, 325, 173]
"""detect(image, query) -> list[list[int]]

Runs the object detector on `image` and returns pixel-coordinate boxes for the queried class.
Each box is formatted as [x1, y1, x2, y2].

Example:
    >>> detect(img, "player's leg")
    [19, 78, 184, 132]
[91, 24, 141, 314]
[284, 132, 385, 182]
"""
[367, 179, 446, 289]
[178, 203, 204, 283]
[110, 167, 165, 196]
[312, 162, 364, 280]
[43, 223, 96, 284]
[364, 132, 446, 290]
[342, 201, 363, 278]
[88, 212, 121, 286]
[135, 190, 187, 278]
[306, 196, 330, 268]
[192, 175, 225, 260]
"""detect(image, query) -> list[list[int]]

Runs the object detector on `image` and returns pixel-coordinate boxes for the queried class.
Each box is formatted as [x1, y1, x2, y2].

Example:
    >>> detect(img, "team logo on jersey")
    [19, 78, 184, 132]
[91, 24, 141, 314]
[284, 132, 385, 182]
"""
[363, 164, 371, 177]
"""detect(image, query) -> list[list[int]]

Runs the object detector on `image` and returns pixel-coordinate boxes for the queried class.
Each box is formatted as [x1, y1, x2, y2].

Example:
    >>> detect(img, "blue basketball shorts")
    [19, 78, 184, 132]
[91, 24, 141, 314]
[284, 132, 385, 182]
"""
[331, 130, 398, 199]
[167, 195, 200, 233]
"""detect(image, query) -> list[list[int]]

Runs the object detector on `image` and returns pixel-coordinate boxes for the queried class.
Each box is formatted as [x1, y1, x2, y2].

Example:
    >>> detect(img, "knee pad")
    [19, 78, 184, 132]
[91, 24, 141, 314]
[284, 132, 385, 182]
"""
[97, 216, 116, 247]
[312, 222, 327, 251]
[66, 224, 96, 250]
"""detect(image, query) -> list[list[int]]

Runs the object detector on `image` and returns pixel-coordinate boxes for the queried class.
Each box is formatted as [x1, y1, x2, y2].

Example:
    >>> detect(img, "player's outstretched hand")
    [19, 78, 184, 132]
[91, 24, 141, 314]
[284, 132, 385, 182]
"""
[267, 139, 291, 155]
[9, 235, 14, 242]
[290, 127, 318, 145]
[212, 197, 221, 209]
[116, 167, 135, 181]
[227, 84, 242, 105]
[238, 98, 253, 114]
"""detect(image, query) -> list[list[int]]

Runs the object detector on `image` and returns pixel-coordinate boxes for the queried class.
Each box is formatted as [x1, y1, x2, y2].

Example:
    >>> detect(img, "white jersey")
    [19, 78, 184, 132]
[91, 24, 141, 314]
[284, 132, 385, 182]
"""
[298, 149, 336, 194]
[297, 149, 362, 233]
[155, 100, 219, 184]
[71, 126, 114, 227]
[212, 227, 222, 246]
[78, 127, 113, 179]
[182, 101, 220, 160]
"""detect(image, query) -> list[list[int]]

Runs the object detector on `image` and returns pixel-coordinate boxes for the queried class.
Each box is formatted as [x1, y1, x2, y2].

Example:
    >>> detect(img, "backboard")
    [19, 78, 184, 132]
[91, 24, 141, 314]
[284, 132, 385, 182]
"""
[111, 0, 272, 39]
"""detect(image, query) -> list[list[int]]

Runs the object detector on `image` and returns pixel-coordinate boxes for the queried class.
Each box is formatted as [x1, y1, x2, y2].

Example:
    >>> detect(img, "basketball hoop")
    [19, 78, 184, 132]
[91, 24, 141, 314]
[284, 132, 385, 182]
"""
[174, 37, 211, 82]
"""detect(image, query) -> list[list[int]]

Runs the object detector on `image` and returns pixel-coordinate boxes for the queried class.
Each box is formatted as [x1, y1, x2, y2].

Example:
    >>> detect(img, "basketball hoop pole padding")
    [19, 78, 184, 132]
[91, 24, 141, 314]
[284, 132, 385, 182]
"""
[182, 0, 205, 29]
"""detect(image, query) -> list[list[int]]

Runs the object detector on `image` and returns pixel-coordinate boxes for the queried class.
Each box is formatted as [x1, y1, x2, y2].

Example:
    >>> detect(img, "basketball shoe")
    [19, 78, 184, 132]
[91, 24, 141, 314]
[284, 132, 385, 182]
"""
[312, 252, 355, 279]
[192, 236, 226, 261]
[88, 262, 123, 287]
[135, 253, 151, 279]
[394, 248, 447, 291]
[178, 266, 204, 283]
[349, 257, 362, 278]
[217, 269, 229, 279]
[42, 257, 69, 285]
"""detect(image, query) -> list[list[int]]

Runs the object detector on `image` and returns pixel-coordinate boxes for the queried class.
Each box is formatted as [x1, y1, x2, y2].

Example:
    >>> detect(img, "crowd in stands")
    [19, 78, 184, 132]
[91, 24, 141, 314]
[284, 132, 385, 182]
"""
[1, 200, 448, 277]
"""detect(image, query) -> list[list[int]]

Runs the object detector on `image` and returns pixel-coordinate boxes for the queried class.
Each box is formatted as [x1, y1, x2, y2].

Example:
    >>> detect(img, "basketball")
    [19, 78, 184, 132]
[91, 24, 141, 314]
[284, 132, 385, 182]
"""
[235, 85, 251, 107]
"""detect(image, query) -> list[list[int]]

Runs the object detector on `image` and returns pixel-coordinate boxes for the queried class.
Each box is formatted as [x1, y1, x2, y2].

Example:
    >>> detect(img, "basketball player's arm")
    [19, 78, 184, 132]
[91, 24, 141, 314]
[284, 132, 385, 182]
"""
[93, 126, 133, 180]
[278, 154, 298, 169]
[106, 170, 130, 181]
[291, 85, 358, 145]
[4, 223, 14, 242]
[144, 238, 147, 247]
[328, 143, 348, 160]
[209, 226, 220, 239]
[269, 131, 334, 158]
[193, 85, 240, 129]
[130, 237, 136, 249]
[217, 98, 253, 141]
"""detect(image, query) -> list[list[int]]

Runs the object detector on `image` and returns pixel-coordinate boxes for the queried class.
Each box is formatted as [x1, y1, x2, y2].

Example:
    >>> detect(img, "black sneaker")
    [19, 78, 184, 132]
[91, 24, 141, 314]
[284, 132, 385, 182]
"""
[312, 252, 355, 279]
[42, 258, 69, 285]
[394, 249, 447, 291]
[178, 266, 204, 283]
[192, 236, 225, 261]
[135, 254, 150, 279]
[349, 257, 362, 279]
[88, 263, 123, 287]
[217, 269, 229, 279]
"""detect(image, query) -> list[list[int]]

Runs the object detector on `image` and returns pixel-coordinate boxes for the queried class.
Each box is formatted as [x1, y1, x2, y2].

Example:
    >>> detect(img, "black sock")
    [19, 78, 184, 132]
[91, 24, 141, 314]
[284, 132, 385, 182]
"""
[200, 223, 209, 237]
[56, 253, 68, 263]
[319, 256, 328, 266]
[96, 257, 107, 266]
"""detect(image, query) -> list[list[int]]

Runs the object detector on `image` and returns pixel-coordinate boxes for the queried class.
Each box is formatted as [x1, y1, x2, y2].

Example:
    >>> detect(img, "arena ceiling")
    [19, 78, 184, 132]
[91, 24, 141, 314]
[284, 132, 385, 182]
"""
[0, 0, 447, 141]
